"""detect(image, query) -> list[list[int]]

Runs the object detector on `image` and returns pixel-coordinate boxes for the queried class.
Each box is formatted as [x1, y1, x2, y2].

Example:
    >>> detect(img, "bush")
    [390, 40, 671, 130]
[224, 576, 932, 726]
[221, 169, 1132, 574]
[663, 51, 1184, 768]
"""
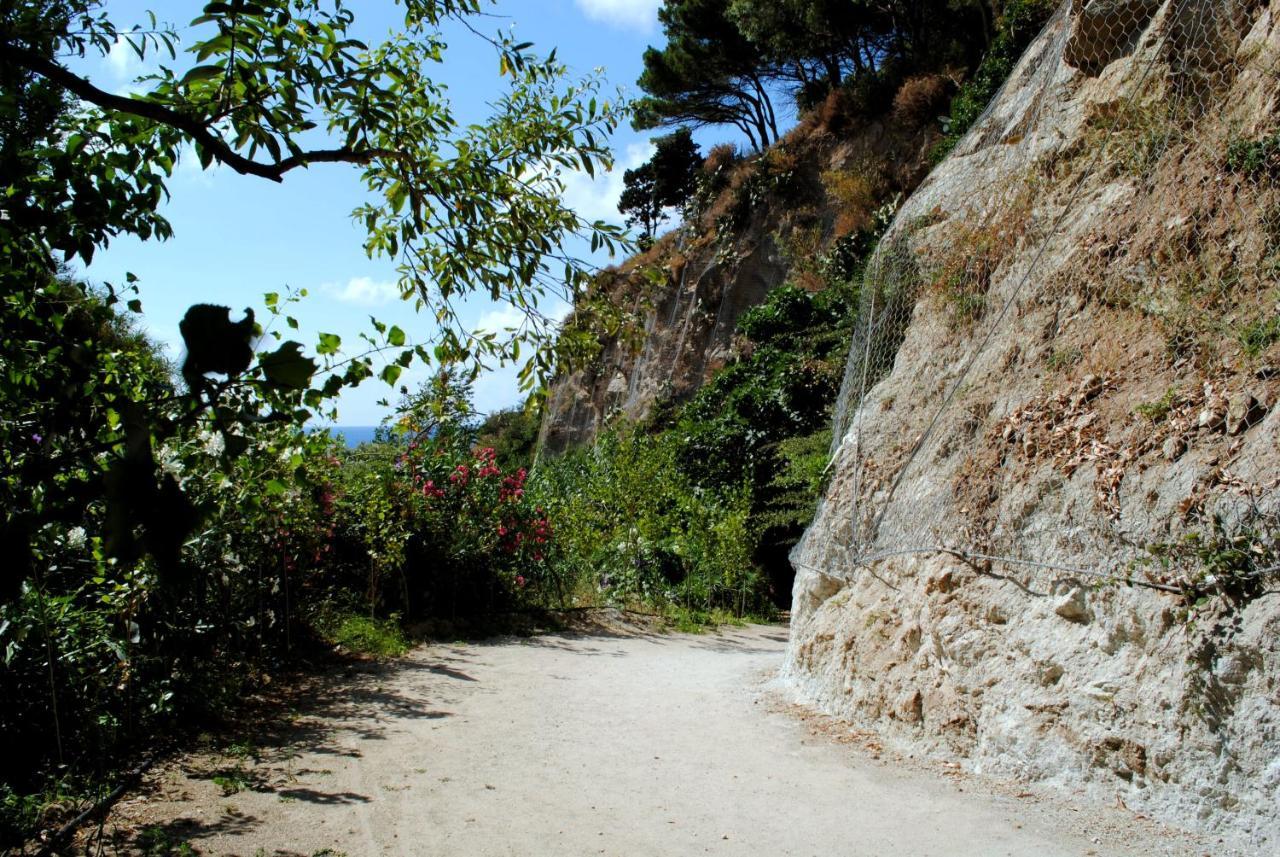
[892, 74, 954, 126]
[475, 400, 543, 472]
[530, 430, 767, 615]
[323, 614, 410, 658]
[331, 435, 556, 620]
[704, 142, 741, 175]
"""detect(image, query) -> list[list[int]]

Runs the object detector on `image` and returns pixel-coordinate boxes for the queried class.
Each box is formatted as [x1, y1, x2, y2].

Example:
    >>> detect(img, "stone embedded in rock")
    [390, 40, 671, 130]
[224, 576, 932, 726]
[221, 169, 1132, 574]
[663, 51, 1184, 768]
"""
[896, 689, 924, 723]
[1052, 586, 1091, 623]
[1162, 435, 1187, 461]
[1063, 0, 1163, 76]
[1226, 393, 1266, 435]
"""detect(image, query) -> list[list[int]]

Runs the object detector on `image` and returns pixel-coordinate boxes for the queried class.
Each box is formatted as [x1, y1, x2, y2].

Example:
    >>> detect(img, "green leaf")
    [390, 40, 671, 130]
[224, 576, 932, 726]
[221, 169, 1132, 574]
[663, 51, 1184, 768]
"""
[316, 332, 342, 355]
[387, 325, 406, 347]
[180, 64, 224, 86]
[379, 364, 403, 386]
[259, 341, 317, 389]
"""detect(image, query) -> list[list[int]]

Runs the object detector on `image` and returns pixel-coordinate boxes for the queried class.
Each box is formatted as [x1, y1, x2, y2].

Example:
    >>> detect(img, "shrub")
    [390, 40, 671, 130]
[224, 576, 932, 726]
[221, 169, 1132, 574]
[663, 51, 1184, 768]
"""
[332, 434, 557, 619]
[893, 74, 954, 126]
[704, 142, 741, 175]
[672, 277, 860, 601]
[324, 614, 410, 658]
[475, 400, 543, 470]
[1239, 313, 1280, 357]
[529, 430, 767, 615]
[1226, 132, 1280, 178]
[821, 167, 882, 237]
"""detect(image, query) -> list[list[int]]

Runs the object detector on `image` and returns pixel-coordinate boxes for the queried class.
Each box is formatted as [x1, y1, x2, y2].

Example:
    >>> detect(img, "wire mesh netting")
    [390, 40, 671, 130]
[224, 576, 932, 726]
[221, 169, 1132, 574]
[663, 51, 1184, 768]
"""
[820, 0, 1280, 599]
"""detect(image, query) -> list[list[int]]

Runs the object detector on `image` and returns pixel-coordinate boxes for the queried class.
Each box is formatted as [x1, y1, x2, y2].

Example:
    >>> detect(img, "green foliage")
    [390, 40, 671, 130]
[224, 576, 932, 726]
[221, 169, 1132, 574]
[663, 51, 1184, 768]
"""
[634, 0, 780, 148]
[932, 0, 1056, 162]
[211, 769, 251, 796]
[322, 614, 411, 658]
[1134, 387, 1180, 423]
[529, 430, 765, 613]
[0, 784, 44, 846]
[136, 825, 198, 857]
[639, 0, 994, 143]
[755, 430, 834, 533]
[326, 375, 557, 620]
[1, 2, 628, 844]
[533, 227, 871, 613]
[677, 281, 857, 486]
[1239, 312, 1280, 357]
[1226, 132, 1280, 178]
[1140, 515, 1279, 611]
[716, 146, 803, 236]
[4, 0, 627, 380]
[475, 398, 544, 471]
[1044, 346, 1082, 373]
[618, 127, 704, 244]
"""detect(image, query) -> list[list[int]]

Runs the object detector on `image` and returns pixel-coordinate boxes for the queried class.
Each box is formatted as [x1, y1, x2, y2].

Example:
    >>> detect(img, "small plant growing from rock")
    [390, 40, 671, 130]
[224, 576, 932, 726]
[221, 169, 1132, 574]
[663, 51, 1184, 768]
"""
[1134, 387, 1180, 423]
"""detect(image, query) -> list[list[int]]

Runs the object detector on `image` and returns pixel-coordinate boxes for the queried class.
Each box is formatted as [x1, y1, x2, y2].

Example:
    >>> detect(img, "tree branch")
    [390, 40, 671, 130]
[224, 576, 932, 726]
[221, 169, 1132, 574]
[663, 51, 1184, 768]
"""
[3, 43, 395, 182]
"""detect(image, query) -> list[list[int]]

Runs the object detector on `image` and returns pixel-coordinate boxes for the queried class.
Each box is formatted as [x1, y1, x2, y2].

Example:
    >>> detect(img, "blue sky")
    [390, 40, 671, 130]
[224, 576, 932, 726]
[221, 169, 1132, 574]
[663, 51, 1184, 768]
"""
[78, 0, 703, 425]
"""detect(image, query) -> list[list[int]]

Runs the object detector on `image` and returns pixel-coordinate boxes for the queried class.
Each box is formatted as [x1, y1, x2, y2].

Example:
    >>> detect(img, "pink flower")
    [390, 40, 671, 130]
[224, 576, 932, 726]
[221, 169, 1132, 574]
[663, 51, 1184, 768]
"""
[516, 575, 526, 587]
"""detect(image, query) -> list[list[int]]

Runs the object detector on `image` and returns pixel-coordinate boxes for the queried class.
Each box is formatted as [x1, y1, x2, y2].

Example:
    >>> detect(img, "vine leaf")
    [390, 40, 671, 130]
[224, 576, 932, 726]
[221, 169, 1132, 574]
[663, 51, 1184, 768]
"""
[259, 341, 317, 389]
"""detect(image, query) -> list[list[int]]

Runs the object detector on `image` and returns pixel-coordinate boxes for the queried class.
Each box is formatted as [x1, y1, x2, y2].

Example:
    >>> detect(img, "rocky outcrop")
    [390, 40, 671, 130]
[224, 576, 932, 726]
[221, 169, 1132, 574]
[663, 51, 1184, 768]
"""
[539, 121, 937, 454]
[538, 220, 787, 454]
[787, 0, 1280, 848]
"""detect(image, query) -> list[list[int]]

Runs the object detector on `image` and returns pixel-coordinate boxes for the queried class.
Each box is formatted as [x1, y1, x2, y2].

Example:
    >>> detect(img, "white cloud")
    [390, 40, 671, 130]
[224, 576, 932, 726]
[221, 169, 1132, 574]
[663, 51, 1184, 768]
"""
[323, 276, 401, 307]
[474, 303, 527, 335]
[575, 0, 661, 30]
[104, 37, 143, 83]
[472, 360, 525, 415]
[174, 142, 221, 187]
[560, 141, 653, 225]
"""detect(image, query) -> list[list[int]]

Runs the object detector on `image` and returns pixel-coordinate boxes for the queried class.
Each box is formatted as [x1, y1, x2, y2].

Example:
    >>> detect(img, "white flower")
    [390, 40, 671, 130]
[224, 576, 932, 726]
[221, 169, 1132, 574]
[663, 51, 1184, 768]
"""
[66, 526, 87, 549]
[155, 444, 182, 477]
[203, 431, 226, 457]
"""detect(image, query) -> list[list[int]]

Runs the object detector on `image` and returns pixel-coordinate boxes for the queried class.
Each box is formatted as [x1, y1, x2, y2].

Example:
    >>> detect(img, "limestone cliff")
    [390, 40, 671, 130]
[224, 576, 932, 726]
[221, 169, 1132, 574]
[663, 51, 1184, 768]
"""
[787, 0, 1280, 848]
[539, 113, 940, 454]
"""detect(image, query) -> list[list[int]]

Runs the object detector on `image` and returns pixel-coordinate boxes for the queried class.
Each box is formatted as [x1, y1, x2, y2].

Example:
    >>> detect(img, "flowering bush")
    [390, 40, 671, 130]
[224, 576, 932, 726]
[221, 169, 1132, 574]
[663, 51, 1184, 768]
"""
[328, 429, 560, 621]
[400, 441, 558, 612]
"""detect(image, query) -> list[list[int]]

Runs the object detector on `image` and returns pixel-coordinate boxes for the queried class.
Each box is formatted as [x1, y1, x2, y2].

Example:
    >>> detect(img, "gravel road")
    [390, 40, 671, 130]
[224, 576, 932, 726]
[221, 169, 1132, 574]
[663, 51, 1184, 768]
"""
[106, 623, 1204, 856]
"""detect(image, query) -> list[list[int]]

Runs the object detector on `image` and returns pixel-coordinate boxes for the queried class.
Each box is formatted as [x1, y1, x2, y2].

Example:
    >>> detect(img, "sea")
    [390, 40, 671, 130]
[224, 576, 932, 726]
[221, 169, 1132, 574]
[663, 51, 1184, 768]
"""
[323, 426, 382, 448]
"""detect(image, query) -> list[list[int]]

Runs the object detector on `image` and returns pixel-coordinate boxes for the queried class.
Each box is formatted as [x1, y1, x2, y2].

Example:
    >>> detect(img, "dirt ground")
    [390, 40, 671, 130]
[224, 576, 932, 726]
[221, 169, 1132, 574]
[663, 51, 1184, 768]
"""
[93, 621, 1213, 856]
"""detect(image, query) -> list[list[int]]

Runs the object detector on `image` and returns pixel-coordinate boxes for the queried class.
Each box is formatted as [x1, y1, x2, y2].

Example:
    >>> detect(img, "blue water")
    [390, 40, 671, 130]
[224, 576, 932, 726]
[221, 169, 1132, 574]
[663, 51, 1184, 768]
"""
[324, 426, 382, 448]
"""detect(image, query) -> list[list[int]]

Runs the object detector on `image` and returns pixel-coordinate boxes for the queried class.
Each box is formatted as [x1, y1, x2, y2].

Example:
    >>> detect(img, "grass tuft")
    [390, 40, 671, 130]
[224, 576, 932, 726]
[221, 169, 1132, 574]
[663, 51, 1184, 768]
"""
[325, 614, 410, 658]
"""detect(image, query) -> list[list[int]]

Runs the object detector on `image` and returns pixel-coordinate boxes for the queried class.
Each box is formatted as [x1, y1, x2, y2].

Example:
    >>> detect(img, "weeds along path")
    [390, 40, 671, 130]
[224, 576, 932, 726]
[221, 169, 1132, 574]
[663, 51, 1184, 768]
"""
[104, 624, 1202, 856]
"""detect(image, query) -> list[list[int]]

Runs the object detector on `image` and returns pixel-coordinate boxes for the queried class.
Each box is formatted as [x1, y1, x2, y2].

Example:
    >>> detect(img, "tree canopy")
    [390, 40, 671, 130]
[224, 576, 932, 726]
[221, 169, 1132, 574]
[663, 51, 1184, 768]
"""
[0, 0, 628, 589]
[635, 0, 995, 142]
[617, 127, 703, 246]
[634, 0, 780, 150]
[2, 0, 627, 373]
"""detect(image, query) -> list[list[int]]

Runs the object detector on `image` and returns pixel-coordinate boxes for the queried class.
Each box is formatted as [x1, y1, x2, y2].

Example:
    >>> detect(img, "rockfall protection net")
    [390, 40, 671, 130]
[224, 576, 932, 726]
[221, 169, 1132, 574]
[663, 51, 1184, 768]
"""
[822, 0, 1280, 602]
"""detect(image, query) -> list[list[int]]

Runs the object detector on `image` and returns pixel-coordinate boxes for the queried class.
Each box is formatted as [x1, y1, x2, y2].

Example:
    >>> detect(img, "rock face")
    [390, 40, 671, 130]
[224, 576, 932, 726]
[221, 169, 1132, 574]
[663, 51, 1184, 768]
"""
[538, 121, 937, 454]
[787, 0, 1280, 848]
[537, 224, 786, 454]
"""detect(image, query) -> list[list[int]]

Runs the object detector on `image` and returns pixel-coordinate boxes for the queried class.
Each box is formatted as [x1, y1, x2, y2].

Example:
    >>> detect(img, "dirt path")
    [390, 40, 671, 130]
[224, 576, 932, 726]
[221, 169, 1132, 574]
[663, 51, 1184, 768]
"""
[106, 624, 1204, 856]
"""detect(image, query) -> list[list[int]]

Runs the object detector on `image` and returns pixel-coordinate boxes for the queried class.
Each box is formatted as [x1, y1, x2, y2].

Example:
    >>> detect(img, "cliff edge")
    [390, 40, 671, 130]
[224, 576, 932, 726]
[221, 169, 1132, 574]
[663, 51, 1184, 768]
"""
[787, 0, 1280, 847]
